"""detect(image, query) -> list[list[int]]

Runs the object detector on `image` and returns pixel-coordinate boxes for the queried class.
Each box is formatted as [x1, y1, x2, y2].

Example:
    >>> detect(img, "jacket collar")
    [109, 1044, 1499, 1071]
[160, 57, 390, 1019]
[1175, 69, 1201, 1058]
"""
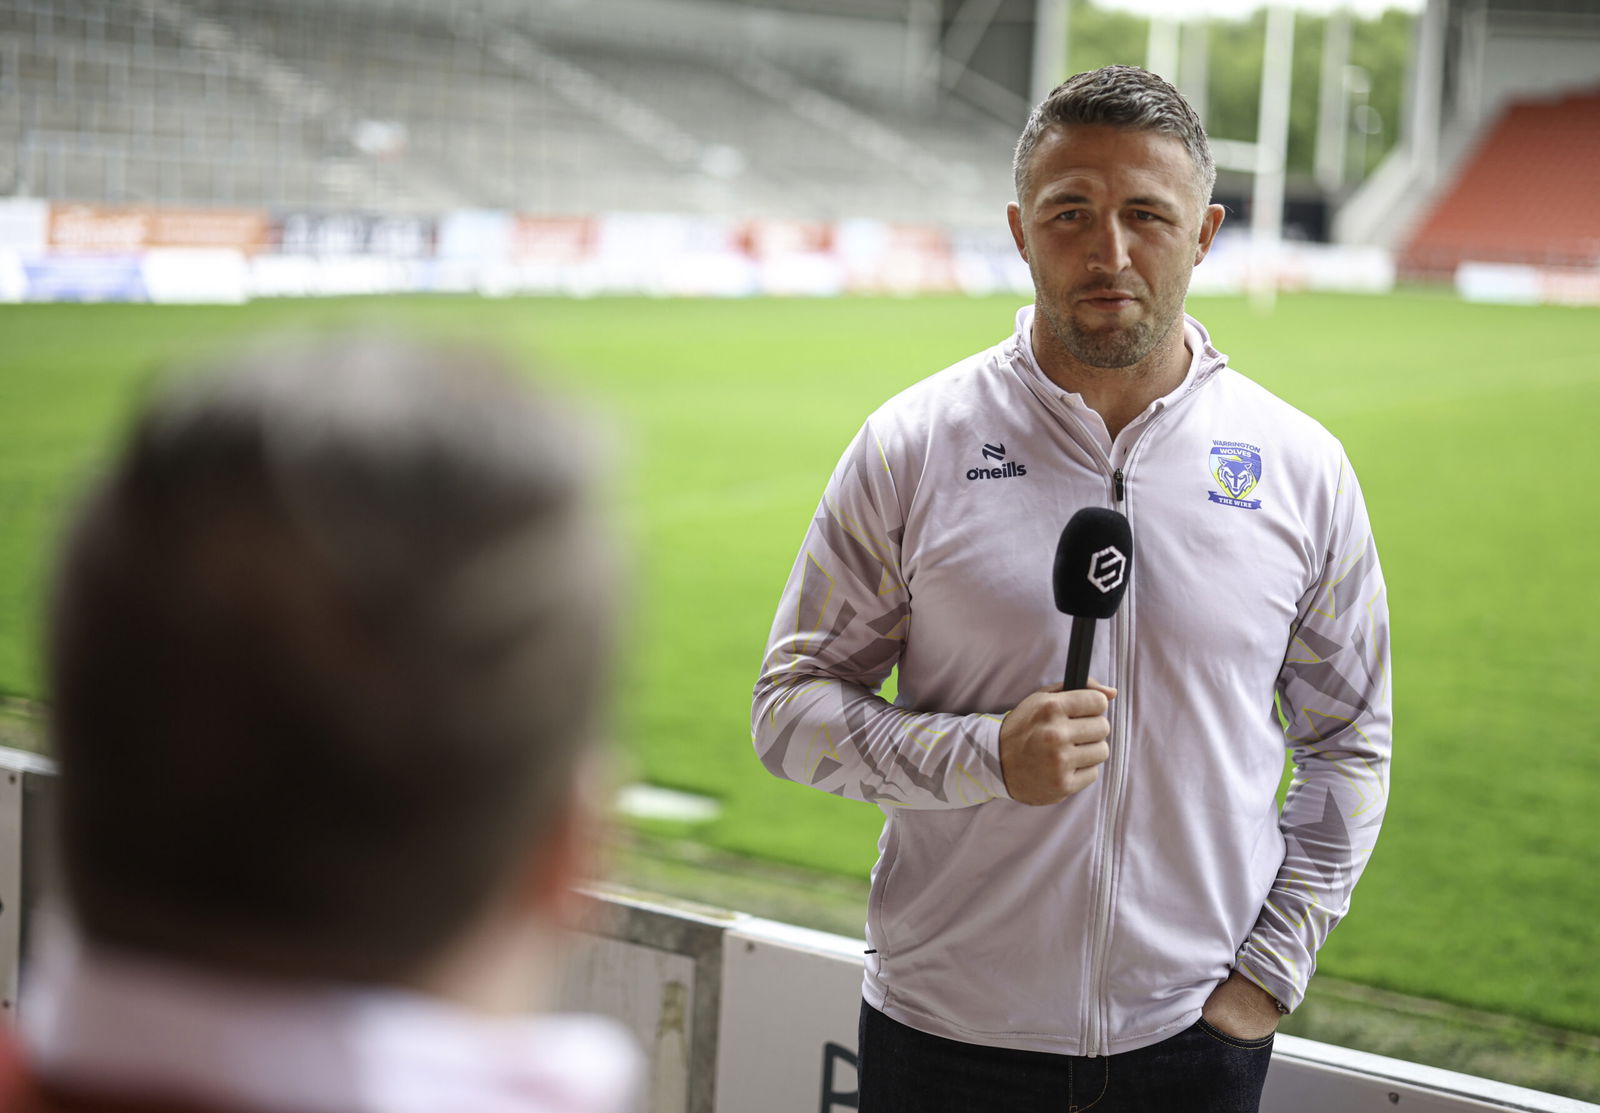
[1004, 303, 1230, 419]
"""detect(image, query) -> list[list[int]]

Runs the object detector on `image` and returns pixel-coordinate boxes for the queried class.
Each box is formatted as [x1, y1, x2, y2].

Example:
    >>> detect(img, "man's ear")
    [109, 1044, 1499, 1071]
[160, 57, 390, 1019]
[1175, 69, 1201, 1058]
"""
[1007, 202, 1029, 262]
[1195, 203, 1225, 265]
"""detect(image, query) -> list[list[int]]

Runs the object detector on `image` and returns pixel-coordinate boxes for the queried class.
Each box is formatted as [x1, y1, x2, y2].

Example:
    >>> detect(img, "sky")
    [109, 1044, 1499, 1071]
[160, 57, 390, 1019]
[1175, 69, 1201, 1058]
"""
[1092, 0, 1424, 17]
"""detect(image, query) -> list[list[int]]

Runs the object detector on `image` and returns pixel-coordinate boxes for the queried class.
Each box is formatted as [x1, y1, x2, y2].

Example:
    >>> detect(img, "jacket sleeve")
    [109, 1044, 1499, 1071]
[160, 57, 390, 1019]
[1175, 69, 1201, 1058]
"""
[750, 419, 1011, 809]
[1236, 453, 1392, 1012]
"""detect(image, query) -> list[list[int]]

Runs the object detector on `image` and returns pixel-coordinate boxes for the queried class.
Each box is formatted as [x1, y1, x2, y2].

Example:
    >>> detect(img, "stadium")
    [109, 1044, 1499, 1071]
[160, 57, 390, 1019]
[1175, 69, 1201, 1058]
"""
[1, 0, 1598, 1109]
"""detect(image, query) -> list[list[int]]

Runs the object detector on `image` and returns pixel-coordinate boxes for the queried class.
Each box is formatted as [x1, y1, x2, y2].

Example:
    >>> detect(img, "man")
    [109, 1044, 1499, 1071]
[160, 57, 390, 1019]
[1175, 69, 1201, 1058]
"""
[6, 337, 639, 1113]
[752, 66, 1390, 1112]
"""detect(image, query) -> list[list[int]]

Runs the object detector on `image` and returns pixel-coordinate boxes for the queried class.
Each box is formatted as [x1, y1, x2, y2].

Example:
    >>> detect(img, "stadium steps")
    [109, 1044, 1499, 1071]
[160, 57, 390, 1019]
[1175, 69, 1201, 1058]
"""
[5, 0, 467, 213]
[3, 19, 403, 210]
[10, 0, 1021, 223]
[134, 0, 466, 213]
[532, 39, 867, 218]
[518, 30, 1012, 225]
[727, 55, 1012, 226]
[190, 0, 739, 216]
[1398, 87, 1600, 278]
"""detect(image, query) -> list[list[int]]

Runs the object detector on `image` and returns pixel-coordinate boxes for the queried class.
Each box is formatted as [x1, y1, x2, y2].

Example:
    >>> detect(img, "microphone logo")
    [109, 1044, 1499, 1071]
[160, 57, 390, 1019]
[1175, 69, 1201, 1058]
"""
[1087, 546, 1127, 594]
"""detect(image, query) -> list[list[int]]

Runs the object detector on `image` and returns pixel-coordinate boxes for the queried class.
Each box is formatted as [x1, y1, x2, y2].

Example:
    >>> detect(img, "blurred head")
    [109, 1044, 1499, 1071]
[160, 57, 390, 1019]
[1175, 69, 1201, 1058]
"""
[1013, 65, 1216, 211]
[46, 335, 616, 987]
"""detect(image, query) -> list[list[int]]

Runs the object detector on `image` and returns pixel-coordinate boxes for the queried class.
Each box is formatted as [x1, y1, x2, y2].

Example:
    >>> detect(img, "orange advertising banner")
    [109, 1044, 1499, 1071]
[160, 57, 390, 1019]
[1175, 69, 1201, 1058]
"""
[737, 218, 834, 258]
[510, 215, 596, 263]
[48, 203, 271, 254]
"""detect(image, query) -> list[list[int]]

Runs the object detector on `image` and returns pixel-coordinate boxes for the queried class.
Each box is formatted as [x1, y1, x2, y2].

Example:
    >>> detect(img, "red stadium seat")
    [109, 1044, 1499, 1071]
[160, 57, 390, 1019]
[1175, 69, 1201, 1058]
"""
[1398, 88, 1600, 280]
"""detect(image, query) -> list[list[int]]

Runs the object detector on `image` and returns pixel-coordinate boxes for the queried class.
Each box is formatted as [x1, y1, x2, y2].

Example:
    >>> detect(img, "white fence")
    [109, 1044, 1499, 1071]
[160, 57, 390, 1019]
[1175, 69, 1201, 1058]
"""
[565, 891, 1593, 1113]
[0, 748, 1589, 1113]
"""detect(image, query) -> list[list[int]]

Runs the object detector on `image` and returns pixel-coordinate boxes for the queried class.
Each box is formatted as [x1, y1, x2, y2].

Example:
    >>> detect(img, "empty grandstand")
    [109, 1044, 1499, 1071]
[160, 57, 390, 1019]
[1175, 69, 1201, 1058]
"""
[1398, 88, 1600, 278]
[5, 0, 1600, 303]
[0, 0, 1018, 226]
[1336, 0, 1600, 290]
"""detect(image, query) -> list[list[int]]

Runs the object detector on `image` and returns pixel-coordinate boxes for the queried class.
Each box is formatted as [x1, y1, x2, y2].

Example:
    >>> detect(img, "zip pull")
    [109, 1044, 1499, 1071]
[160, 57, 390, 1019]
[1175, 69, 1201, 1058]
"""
[1113, 469, 1126, 502]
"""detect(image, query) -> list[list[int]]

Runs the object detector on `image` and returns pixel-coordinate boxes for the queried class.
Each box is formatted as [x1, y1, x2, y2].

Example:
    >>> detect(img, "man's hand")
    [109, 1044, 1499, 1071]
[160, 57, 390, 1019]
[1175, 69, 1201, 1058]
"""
[998, 682, 1115, 806]
[1201, 970, 1283, 1042]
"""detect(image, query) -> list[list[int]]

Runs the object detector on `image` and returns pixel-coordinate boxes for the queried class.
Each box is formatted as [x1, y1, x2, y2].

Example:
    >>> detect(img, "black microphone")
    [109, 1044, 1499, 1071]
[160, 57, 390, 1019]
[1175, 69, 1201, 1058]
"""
[1053, 507, 1134, 691]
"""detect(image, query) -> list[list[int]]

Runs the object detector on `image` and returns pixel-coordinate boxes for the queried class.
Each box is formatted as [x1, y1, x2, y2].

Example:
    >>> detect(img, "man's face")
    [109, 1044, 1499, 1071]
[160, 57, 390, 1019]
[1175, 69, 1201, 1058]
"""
[1008, 124, 1224, 371]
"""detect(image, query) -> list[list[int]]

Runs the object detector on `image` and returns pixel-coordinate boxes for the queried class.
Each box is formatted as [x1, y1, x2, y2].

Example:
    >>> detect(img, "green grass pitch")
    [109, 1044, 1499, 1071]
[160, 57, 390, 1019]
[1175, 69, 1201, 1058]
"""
[1, 292, 1596, 1035]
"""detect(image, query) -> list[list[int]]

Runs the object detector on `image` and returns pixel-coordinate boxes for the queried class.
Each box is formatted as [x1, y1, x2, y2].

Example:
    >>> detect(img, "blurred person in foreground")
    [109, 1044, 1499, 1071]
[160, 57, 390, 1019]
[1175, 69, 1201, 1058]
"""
[753, 66, 1391, 1112]
[3, 337, 640, 1113]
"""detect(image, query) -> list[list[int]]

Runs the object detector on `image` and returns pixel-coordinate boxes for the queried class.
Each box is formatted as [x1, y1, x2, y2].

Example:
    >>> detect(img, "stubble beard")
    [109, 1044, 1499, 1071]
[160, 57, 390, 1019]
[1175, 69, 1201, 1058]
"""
[1032, 272, 1190, 372]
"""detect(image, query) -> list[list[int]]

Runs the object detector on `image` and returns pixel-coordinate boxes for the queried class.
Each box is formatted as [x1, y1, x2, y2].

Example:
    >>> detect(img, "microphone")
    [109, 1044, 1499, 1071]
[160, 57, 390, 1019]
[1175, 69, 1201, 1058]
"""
[1053, 507, 1134, 691]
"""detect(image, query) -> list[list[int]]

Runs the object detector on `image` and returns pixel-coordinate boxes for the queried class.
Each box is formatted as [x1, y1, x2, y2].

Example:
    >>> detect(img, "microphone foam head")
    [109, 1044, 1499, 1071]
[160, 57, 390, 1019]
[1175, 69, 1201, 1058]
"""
[1052, 507, 1134, 619]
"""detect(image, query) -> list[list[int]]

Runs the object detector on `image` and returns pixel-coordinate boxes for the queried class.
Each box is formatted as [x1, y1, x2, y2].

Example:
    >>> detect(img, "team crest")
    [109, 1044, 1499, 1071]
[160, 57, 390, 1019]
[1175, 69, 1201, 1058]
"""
[1207, 441, 1263, 510]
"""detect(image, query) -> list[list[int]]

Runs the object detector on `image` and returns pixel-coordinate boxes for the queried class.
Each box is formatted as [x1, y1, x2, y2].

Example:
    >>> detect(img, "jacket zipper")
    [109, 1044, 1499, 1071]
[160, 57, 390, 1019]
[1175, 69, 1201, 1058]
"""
[1084, 462, 1127, 1057]
[1086, 554, 1138, 1055]
[1046, 416, 1128, 1057]
[1053, 402, 1178, 1055]
[1015, 341, 1218, 1053]
[1076, 440, 1158, 1055]
[1088, 466, 1126, 1055]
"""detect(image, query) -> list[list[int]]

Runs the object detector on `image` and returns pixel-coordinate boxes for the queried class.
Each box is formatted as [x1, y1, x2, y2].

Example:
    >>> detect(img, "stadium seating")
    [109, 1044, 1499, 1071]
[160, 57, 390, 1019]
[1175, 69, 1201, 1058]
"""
[1398, 87, 1600, 278]
[0, 0, 1015, 226]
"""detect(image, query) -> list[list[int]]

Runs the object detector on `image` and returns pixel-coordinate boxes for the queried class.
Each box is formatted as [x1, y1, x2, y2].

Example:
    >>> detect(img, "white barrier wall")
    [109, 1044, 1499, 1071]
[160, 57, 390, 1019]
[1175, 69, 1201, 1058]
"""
[0, 749, 1589, 1113]
[0, 748, 57, 1022]
[715, 920, 865, 1113]
[562, 890, 1594, 1113]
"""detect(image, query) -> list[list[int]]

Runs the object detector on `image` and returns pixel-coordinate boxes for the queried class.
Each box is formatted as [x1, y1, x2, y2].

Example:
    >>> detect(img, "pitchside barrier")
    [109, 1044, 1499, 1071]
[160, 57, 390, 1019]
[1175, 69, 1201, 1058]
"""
[0, 748, 1587, 1113]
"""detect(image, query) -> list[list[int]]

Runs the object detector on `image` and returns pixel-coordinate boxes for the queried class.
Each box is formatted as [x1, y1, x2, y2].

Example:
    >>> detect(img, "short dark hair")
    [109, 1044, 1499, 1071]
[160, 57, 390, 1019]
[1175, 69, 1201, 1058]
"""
[46, 335, 614, 982]
[1013, 65, 1215, 207]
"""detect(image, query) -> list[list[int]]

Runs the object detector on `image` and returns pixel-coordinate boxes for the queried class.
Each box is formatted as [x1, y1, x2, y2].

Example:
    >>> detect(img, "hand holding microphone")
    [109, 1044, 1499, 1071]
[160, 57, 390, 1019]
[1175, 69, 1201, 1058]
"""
[998, 508, 1134, 806]
[999, 683, 1116, 805]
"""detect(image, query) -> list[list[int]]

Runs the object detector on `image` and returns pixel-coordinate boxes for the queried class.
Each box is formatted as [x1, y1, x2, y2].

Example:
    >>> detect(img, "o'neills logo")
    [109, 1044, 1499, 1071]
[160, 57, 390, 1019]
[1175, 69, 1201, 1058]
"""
[966, 443, 1028, 481]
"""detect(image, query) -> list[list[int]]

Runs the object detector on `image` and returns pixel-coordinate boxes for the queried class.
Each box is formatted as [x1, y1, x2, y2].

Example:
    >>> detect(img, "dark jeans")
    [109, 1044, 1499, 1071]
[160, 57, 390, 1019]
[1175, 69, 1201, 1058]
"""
[858, 1001, 1274, 1113]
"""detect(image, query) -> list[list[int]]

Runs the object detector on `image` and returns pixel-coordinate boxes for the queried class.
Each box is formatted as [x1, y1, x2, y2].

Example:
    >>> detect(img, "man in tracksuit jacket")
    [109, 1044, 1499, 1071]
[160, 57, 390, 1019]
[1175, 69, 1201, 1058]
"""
[752, 67, 1391, 1112]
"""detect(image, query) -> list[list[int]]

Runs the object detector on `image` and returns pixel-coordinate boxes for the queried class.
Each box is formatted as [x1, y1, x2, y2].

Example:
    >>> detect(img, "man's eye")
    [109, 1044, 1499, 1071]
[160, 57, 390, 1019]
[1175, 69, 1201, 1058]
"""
[1055, 210, 1082, 221]
[1132, 210, 1160, 222]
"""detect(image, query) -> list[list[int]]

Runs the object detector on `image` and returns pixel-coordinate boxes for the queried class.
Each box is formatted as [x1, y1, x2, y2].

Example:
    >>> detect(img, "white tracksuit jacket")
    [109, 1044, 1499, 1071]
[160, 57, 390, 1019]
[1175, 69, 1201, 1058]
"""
[752, 306, 1391, 1058]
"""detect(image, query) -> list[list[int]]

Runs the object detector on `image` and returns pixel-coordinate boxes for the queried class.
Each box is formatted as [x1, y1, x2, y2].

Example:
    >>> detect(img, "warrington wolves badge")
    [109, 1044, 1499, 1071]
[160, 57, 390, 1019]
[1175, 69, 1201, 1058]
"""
[1207, 441, 1263, 510]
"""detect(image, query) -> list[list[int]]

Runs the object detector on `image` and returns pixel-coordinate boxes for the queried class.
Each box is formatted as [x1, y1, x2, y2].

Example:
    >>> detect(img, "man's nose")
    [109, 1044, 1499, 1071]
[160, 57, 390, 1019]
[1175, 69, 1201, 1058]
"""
[1087, 219, 1130, 273]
